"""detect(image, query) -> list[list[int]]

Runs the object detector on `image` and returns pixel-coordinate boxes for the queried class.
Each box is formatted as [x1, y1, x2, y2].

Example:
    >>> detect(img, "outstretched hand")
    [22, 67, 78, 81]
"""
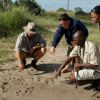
[55, 70, 61, 79]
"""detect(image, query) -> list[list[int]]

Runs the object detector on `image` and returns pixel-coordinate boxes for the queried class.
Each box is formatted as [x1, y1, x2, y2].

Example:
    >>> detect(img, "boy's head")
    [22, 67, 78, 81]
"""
[72, 30, 86, 47]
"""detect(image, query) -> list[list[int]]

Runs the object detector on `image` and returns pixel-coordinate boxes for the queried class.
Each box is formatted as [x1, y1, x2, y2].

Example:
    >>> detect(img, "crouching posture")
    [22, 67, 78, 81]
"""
[55, 30, 100, 81]
[15, 22, 46, 70]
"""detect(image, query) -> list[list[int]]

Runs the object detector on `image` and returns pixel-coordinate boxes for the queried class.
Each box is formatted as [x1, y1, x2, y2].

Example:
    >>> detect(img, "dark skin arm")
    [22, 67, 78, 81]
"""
[74, 63, 97, 71]
[55, 56, 80, 79]
[55, 40, 80, 78]
[55, 57, 73, 78]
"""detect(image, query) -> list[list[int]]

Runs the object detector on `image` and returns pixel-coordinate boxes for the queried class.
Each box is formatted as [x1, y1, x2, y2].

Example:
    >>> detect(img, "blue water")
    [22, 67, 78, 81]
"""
[35, 0, 100, 12]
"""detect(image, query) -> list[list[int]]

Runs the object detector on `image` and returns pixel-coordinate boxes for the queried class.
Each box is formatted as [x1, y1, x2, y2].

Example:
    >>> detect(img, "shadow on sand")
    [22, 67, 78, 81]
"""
[25, 63, 61, 73]
[0, 63, 61, 75]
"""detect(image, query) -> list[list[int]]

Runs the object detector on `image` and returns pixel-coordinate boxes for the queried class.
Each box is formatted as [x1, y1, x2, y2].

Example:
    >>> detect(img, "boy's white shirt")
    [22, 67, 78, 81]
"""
[69, 41, 100, 80]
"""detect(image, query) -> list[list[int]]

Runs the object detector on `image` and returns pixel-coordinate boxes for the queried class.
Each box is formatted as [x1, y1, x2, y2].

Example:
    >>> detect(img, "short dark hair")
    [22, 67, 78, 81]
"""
[91, 5, 100, 14]
[59, 13, 70, 21]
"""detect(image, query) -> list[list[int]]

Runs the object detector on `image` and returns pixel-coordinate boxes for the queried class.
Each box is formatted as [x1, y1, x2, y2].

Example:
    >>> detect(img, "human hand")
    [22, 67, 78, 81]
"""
[74, 63, 81, 71]
[49, 46, 55, 54]
[55, 70, 61, 79]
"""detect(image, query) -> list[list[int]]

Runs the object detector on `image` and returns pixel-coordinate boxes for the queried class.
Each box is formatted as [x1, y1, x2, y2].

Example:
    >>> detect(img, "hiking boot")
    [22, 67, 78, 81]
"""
[31, 59, 38, 70]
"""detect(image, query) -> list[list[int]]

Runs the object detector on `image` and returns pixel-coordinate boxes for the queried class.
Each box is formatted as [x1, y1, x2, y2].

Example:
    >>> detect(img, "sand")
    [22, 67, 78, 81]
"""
[0, 47, 100, 100]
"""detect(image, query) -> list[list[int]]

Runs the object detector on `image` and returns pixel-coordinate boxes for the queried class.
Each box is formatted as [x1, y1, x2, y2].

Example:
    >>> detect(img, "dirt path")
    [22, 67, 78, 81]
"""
[0, 47, 100, 100]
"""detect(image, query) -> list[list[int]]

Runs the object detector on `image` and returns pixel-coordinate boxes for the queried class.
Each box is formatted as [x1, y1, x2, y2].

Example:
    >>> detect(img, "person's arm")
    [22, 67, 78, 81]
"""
[74, 63, 97, 71]
[75, 42, 99, 70]
[15, 35, 23, 52]
[55, 45, 79, 78]
[55, 57, 72, 78]
[50, 26, 64, 54]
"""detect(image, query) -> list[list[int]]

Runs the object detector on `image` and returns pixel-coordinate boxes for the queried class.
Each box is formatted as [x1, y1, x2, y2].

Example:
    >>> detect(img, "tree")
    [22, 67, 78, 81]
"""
[74, 7, 85, 15]
[74, 7, 83, 13]
[15, 0, 43, 15]
[56, 8, 66, 12]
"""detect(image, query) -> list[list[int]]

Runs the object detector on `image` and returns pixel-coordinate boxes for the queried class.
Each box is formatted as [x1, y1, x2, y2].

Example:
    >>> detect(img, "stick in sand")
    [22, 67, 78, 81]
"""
[75, 70, 78, 88]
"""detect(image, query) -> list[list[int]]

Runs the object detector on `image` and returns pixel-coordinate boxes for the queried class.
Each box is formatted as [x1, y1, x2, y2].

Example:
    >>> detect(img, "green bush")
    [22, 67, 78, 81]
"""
[0, 7, 31, 37]
[56, 8, 66, 12]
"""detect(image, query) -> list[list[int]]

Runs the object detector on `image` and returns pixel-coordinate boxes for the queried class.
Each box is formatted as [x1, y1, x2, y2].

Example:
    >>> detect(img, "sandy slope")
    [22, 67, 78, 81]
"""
[0, 47, 100, 100]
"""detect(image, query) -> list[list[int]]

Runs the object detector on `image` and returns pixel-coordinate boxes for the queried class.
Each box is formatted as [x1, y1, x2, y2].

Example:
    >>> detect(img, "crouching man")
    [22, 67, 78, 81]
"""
[15, 22, 46, 71]
[55, 30, 100, 81]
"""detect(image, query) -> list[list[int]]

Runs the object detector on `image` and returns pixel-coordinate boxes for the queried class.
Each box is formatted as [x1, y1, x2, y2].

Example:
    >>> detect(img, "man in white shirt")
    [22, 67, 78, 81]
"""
[55, 30, 100, 80]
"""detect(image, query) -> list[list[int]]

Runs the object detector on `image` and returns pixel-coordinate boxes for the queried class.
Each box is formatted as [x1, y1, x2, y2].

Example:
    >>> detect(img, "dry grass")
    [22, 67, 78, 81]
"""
[0, 36, 17, 62]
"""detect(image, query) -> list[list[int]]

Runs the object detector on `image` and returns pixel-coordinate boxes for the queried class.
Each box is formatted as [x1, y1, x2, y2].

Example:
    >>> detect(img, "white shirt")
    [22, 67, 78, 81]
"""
[69, 41, 100, 70]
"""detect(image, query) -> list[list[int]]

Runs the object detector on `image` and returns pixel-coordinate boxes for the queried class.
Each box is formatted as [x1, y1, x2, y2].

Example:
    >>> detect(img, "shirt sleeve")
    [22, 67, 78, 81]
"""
[69, 45, 79, 57]
[15, 35, 23, 52]
[89, 43, 100, 66]
[51, 26, 64, 47]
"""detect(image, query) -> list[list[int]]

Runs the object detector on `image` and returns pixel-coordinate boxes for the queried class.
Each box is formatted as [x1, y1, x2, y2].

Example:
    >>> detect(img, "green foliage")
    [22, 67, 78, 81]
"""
[74, 7, 86, 15]
[0, 3, 3, 11]
[0, 0, 12, 11]
[0, 7, 31, 37]
[74, 7, 83, 13]
[0, 0, 44, 14]
[15, 0, 44, 15]
[56, 8, 66, 12]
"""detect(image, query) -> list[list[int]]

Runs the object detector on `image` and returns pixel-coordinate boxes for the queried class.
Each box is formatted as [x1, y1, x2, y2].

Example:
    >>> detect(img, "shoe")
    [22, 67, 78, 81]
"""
[31, 59, 38, 70]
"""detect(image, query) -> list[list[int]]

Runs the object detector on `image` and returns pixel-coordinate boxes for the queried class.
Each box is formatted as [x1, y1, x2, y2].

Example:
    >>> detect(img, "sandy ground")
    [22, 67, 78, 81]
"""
[0, 47, 100, 100]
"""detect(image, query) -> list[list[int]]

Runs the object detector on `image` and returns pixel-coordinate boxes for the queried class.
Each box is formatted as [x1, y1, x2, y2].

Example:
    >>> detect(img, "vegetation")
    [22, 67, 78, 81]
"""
[74, 7, 88, 16]
[56, 8, 66, 12]
[0, 0, 100, 62]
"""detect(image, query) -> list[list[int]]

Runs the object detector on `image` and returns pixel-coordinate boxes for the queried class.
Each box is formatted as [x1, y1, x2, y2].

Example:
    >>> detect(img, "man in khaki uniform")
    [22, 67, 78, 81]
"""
[55, 30, 100, 80]
[15, 22, 46, 70]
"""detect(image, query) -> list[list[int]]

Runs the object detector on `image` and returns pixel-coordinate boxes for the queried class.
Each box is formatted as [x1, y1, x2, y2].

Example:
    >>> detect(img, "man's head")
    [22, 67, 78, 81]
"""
[72, 30, 86, 47]
[59, 13, 70, 29]
[91, 5, 100, 24]
[23, 22, 37, 38]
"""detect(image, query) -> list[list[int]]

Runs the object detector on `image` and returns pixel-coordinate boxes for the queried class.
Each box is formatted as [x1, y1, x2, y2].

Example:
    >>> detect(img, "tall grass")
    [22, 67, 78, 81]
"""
[0, 6, 32, 37]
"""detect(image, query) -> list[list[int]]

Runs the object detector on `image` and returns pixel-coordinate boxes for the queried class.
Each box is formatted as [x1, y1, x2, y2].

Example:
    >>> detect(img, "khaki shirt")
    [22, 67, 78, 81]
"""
[69, 41, 100, 70]
[15, 32, 46, 53]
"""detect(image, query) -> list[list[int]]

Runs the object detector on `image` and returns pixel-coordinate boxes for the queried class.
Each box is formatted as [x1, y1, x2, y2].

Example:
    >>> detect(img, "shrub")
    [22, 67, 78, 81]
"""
[56, 8, 66, 12]
[0, 7, 31, 37]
